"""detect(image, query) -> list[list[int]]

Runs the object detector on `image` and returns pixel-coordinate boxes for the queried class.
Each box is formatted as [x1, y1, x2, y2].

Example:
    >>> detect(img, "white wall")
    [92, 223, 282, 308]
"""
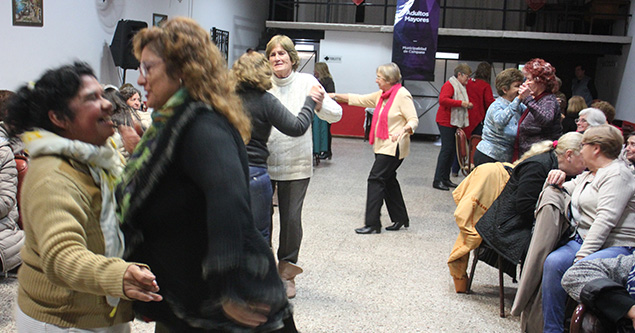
[319, 30, 393, 94]
[615, 2, 635, 122]
[0, 0, 268, 92]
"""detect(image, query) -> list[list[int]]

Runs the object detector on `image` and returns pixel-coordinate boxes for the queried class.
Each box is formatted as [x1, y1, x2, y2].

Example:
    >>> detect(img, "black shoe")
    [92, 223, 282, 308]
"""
[355, 226, 381, 234]
[432, 180, 449, 191]
[443, 180, 459, 188]
[385, 221, 409, 231]
[313, 153, 320, 166]
[319, 151, 332, 160]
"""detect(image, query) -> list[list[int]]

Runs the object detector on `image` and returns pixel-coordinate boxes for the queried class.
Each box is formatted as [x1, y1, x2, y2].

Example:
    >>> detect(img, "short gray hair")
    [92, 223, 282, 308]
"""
[579, 108, 607, 127]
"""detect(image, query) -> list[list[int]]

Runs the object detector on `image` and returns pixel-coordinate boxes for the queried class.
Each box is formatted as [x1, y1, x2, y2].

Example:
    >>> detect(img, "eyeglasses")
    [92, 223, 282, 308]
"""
[575, 118, 588, 124]
[376, 75, 387, 81]
[139, 60, 163, 77]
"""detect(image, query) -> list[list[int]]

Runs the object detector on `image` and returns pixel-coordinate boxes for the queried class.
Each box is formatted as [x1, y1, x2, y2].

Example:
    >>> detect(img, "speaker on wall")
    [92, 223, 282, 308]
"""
[110, 20, 148, 70]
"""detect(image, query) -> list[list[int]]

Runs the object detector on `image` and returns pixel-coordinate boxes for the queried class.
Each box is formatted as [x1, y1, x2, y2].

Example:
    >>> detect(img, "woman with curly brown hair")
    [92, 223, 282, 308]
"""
[516, 58, 562, 158]
[115, 18, 295, 332]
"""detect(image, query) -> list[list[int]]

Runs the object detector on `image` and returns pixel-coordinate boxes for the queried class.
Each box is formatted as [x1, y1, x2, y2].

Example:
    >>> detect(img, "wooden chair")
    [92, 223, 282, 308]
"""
[466, 245, 506, 317]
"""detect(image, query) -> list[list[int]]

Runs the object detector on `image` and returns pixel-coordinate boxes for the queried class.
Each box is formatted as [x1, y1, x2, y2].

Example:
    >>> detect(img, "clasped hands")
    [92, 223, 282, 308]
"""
[310, 85, 325, 111]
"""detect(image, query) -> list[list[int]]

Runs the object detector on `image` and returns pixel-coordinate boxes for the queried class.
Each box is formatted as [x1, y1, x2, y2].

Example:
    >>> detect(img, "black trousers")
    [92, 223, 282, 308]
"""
[364, 148, 409, 227]
[472, 148, 498, 168]
[433, 124, 456, 183]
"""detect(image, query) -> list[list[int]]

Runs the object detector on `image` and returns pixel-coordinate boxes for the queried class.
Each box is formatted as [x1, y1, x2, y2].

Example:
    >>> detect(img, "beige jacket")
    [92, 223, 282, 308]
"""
[18, 155, 135, 328]
[348, 87, 418, 159]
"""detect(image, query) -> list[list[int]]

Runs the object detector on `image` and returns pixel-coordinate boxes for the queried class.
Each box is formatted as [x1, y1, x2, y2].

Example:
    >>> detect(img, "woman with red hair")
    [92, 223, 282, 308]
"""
[516, 58, 562, 157]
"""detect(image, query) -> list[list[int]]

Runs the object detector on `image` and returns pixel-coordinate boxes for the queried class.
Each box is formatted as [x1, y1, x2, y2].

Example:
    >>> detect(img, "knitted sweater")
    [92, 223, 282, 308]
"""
[240, 88, 315, 168]
[17, 155, 134, 328]
[517, 93, 562, 156]
[563, 159, 635, 258]
[267, 71, 342, 180]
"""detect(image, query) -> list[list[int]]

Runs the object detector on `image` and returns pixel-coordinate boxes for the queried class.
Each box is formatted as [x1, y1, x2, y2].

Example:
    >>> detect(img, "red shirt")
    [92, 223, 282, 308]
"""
[465, 78, 495, 137]
[435, 80, 464, 128]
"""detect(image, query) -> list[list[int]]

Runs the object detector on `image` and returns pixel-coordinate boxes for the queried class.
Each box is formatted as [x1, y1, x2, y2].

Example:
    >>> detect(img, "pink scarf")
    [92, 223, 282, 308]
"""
[369, 83, 401, 145]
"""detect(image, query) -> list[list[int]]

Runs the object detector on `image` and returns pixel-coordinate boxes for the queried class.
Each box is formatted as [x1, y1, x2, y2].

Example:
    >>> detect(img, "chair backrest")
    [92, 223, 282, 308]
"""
[469, 134, 482, 167]
[455, 128, 470, 175]
[14, 153, 27, 229]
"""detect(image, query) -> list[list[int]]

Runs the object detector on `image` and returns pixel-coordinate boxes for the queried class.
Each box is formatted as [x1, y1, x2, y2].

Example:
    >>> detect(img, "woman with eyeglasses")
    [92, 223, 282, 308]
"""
[432, 63, 473, 191]
[116, 18, 295, 332]
[516, 58, 562, 158]
[576, 107, 607, 133]
[542, 124, 635, 332]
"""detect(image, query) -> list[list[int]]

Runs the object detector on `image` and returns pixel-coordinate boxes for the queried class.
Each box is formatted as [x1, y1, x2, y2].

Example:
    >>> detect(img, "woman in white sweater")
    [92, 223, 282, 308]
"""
[543, 124, 635, 332]
[265, 35, 342, 298]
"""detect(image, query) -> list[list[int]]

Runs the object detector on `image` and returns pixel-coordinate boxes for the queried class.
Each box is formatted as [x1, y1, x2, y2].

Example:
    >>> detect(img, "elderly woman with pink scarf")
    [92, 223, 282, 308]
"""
[330, 62, 418, 234]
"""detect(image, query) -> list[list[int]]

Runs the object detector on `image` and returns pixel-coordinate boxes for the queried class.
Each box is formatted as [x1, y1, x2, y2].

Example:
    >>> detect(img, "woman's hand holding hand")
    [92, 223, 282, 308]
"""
[222, 299, 270, 328]
[547, 169, 567, 187]
[518, 82, 532, 100]
[461, 101, 473, 109]
[123, 265, 162, 302]
[310, 85, 325, 111]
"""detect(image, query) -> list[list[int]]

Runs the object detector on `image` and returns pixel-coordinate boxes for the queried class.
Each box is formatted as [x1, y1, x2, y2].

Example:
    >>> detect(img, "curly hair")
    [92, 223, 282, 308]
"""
[567, 96, 587, 116]
[119, 85, 140, 103]
[494, 68, 524, 96]
[591, 100, 616, 123]
[231, 51, 273, 92]
[132, 17, 250, 142]
[522, 58, 557, 93]
[0, 90, 15, 121]
[265, 35, 300, 71]
[5, 62, 94, 136]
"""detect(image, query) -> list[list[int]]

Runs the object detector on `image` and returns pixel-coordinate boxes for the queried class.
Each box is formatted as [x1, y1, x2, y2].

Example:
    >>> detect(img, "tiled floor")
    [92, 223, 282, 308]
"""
[0, 137, 520, 332]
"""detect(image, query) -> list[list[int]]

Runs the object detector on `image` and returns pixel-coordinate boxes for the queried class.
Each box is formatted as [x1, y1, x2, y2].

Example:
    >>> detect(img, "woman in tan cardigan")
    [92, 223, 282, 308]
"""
[331, 62, 418, 234]
[5, 62, 162, 332]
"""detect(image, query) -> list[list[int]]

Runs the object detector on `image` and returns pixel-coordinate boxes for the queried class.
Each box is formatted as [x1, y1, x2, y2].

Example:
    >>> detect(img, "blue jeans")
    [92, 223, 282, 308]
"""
[249, 166, 273, 243]
[542, 239, 634, 332]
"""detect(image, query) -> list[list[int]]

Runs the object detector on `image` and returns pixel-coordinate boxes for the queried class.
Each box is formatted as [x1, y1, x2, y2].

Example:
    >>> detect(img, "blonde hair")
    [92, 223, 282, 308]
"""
[314, 62, 332, 80]
[132, 17, 250, 142]
[517, 131, 583, 164]
[582, 124, 623, 159]
[567, 96, 587, 116]
[377, 63, 402, 85]
[231, 51, 273, 92]
[265, 35, 300, 71]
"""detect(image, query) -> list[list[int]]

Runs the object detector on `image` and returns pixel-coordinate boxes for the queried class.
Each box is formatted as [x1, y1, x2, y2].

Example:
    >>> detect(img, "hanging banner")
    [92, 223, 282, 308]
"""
[391, 0, 440, 81]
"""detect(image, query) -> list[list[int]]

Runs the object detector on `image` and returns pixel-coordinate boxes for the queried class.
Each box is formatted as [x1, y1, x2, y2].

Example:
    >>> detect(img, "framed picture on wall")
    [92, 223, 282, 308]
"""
[153, 13, 167, 27]
[12, 0, 43, 27]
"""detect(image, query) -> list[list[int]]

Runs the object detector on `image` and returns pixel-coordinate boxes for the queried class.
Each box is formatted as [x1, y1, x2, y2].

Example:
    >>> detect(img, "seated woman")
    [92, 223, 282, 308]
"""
[562, 254, 635, 332]
[6, 62, 162, 331]
[119, 84, 152, 129]
[621, 133, 635, 173]
[473, 68, 526, 166]
[542, 124, 635, 333]
[103, 86, 145, 160]
[576, 107, 607, 133]
[561, 96, 587, 133]
[475, 131, 586, 280]
[0, 90, 24, 276]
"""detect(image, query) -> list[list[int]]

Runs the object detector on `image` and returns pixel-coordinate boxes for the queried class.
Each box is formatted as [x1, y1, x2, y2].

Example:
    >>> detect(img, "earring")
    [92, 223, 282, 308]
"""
[179, 78, 183, 86]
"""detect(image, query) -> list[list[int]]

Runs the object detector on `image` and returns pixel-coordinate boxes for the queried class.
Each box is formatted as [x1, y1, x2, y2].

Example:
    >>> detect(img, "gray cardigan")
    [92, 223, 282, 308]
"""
[564, 159, 635, 258]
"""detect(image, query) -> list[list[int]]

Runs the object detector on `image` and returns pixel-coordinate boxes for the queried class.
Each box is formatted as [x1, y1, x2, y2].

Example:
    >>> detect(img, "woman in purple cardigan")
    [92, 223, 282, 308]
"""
[515, 58, 562, 158]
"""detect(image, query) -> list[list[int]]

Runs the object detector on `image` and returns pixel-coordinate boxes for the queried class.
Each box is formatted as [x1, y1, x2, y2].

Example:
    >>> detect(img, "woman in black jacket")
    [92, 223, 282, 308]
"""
[475, 131, 586, 277]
